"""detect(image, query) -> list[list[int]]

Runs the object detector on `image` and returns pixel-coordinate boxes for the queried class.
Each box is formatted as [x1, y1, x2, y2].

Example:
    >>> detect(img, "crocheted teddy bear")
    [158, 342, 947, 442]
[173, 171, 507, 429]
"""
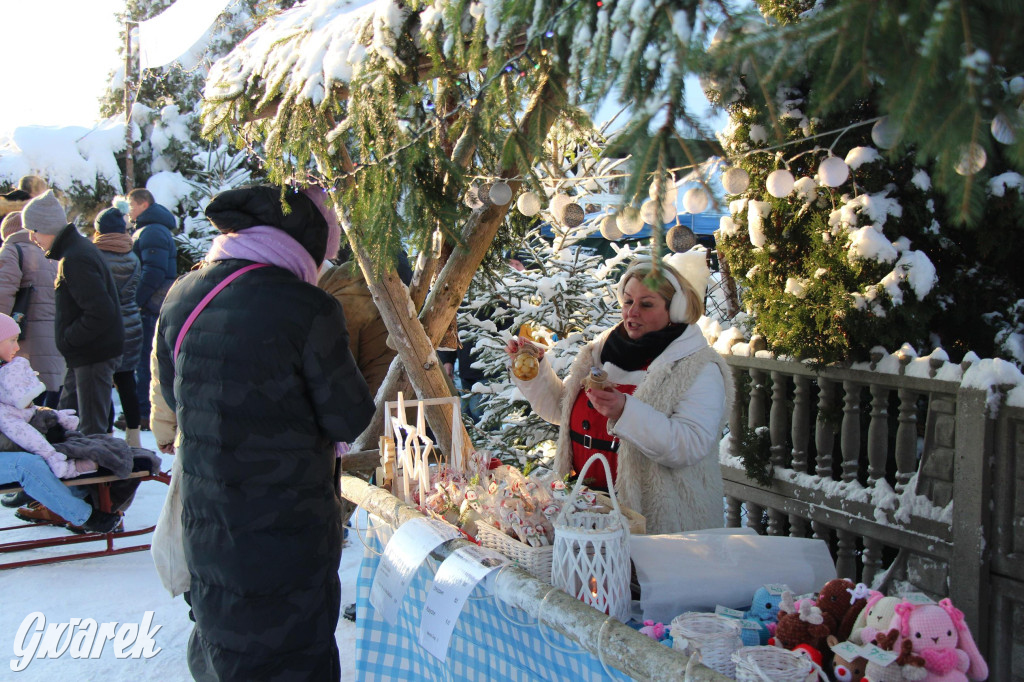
[861, 630, 928, 682]
[865, 599, 988, 682]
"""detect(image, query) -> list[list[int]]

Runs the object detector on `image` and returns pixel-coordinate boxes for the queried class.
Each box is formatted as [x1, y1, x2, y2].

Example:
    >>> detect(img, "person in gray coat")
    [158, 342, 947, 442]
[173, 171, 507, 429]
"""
[93, 207, 143, 446]
[0, 212, 65, 406]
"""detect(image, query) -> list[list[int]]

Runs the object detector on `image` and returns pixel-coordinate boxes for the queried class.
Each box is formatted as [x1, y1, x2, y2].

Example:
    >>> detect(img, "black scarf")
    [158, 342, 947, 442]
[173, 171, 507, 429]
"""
[600, 322, 687, 372]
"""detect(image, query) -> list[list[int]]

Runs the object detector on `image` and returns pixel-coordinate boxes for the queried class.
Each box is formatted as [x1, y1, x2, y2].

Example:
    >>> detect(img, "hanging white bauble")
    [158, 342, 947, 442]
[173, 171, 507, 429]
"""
[682, 187, 710, 214]
[648, 179, 663, 201]
[1010, 76, 1024, 95]
[817, 156, 850, 187]
[464, 185, 484, 209]
[550, 193, 573, 221]
[600, 214, 623, 240]
[488, 180, 513, 205]
[561, 202, 585, 228]
[618, 206, 645, 235]
[640, 199, 664, 225]
[666, 224, 696, 252]
[516, 191, 541, 216]
[871, 117, 899, 149]
[661, 191, 678, 219]
[954, 143, 987, 176]
[991, 112, 1019, 145]
[721, 167, 750, 194]
[766, 169, 795, 198]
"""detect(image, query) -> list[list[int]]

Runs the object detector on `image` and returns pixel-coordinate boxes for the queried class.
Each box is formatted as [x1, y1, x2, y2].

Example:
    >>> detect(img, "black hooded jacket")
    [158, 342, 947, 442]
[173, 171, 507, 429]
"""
[155, 186, 373, 681]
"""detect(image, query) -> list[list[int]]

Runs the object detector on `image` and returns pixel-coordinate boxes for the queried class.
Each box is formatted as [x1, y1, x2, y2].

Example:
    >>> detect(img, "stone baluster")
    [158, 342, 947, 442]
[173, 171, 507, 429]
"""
[725, 496, 742, 528]
[769, 371, 789, 468]
[815, 379, 836, 478]
[867, 384, 890, 483]
[791, 375, 811, 473]
[746, 502, 765, 534]
[749, 368, 767, 431]
[895, 388, 919, 493]
[788, 514, 809, 538]
[730, 369, 746, 456]
[841, 381, 862, 483]
[862, 537, 883, 585]
[811, 520, 830, 544]
[767, 508, 786, 536]
[836, 529, 858, 580]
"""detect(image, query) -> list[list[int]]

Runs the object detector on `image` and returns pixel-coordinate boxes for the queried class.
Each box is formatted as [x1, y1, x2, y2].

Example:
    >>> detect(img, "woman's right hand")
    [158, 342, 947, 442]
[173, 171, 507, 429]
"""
[505, 336, 544, 360]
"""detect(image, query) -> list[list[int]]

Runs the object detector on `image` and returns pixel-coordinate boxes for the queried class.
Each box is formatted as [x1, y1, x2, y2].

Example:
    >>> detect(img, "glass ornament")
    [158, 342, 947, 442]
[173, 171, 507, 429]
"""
[817, 156, 850, 187]
[954, 143, 987, 176]
[991, 112, 1019, 145]
[765, 169, 795, 198]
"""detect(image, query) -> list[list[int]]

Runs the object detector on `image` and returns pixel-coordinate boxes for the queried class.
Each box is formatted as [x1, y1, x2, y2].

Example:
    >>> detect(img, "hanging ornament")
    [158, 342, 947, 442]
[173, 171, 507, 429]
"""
[517, 191, 541, 216]
[550, 193, 574, 222]
[1011, 76, 1024, 95]
[640, 198, 663, 225]
[682, 187, 710, 214]
[766, 169, 795, 198]
[817, 156, 850, 187]
[476, 183, 492, 205]
[488, 180, 513, 205]
[954, 143, 987, 176]
[871, 117, 899, 149]
[600, 214, 623, 240]
[561, 202, 585, 228]
[721, 167, 750, 195]
[661, 189, 678, 218]
[991, 112, 1019, 145]
[618, 206, 644, 235]
[648, 179, 663, 201]
[667, 224, 696, 252]
[464, 185, 484, 209]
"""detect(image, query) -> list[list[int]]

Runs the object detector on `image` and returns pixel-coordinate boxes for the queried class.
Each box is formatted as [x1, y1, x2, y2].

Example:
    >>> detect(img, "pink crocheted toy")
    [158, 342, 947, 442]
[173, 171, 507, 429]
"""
[878, 599, 988, 682]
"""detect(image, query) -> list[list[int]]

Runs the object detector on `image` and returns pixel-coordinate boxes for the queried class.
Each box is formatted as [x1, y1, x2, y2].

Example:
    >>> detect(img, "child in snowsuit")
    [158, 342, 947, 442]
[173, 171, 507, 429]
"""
[0, 313, 93, 479]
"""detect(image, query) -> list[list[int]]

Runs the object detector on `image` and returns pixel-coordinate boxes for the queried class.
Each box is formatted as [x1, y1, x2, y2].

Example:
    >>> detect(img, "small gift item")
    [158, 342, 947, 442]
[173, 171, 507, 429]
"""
[511, 343, 541, 381]
[582, 366, 612, 392]
[672, 612, 744, 678]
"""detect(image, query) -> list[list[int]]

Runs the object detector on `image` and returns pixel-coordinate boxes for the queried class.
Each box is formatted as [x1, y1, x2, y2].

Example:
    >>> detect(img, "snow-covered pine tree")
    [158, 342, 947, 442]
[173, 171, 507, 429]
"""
[457, 228, 620, 463]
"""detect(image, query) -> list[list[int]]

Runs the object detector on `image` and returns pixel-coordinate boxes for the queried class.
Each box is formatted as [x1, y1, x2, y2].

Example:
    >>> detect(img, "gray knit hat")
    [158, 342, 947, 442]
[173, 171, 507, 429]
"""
[22, 190, 68, 235]
[1, 212, 22, 241]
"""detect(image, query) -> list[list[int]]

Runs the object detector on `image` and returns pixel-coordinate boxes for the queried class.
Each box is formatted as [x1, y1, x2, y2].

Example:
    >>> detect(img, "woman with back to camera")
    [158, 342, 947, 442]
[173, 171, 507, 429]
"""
[506, 255, 732, 534]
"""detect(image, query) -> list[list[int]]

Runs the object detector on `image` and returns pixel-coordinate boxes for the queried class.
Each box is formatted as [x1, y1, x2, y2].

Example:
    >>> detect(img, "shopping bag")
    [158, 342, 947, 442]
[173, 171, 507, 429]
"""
[151, 454, 190, 597]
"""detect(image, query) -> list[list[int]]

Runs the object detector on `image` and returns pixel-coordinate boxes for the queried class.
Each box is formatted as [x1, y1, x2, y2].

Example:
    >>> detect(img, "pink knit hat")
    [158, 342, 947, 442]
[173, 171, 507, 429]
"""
[0, 313, 20, 342]
[1, 212, 23, 241]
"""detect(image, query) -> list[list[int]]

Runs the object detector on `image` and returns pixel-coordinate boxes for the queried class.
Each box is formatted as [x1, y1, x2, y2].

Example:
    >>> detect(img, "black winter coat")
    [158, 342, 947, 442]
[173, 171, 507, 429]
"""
[46, 224, 124, 368]
[96, 247, 143, 372]
[155, 258, 373, 681]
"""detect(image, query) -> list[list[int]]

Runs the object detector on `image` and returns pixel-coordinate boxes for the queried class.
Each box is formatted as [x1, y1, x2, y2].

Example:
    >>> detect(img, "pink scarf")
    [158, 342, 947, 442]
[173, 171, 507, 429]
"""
[205, 225, 318, 285]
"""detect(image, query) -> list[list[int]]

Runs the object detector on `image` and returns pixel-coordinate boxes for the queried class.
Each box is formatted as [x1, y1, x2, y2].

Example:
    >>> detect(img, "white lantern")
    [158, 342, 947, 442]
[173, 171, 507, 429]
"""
[640, 199, 663, 225]
[766, 169, 795, 198]
[600, 214, 622, 240]
[954, 142, 987, 176]
[550, 193, 573, 221]
[682, 187, 710, 214]
[871, 116, 899, 149]
[991, 112, 1018, 145]
[721, 167, 750, 194]
[618, 206, 644, 235]
[516, 191, 541, 216]
[817, 156, 850, 187]
[488, 180, 513, 205]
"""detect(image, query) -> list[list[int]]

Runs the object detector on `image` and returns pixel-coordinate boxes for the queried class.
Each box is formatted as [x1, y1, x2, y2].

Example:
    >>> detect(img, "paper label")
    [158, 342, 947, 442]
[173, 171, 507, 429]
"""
[763, 583, 790, 596]
[418, 544, 508, 660]
[715, 605, 745, 619]
[859, 643, 899, 666]
[830, 640, 867, 660]
[370, 518, 461, 624]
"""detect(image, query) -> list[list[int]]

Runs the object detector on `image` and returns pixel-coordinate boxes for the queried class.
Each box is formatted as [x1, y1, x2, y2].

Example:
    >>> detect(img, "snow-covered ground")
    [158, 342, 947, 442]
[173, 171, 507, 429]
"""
[0, 428, 360, 681]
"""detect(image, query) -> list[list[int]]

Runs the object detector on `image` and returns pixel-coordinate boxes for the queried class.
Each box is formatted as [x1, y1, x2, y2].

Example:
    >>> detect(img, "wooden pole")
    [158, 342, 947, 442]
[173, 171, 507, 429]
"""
[124, 22, 135, 194]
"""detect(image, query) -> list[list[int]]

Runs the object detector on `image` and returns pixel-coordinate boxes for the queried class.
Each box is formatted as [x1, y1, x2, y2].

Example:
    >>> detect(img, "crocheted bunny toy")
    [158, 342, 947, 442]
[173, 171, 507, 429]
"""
[885, 599, 988, 682]
[851, 594, 903, 646]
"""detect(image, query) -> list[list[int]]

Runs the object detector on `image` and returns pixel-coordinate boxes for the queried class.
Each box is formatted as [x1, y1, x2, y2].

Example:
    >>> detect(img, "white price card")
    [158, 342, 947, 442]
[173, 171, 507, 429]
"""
[370, 517, 462, 624]
[418, 544, 508, 661]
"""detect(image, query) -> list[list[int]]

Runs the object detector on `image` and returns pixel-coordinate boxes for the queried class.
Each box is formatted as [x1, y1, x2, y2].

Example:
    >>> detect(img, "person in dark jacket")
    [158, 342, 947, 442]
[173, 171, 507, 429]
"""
[93, 207, 143, 446]
[22, 191, 124, 437]
[127, 187, 176, 429]
[155, 185, 373, 681]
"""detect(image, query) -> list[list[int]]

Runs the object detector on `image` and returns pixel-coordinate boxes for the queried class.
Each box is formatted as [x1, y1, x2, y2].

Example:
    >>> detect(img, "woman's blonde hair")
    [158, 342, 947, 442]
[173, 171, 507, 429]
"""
[618, 260, 704, 324]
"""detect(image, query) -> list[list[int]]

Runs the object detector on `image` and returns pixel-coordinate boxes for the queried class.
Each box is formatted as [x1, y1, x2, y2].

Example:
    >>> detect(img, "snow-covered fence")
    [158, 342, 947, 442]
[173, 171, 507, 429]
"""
[719, 353, 1019, 675]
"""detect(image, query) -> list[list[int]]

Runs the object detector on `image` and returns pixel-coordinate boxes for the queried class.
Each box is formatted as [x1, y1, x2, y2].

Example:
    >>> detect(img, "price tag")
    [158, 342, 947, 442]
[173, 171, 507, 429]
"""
[763, 583, 790, 596]
[859, 643, 899, 667]
[715, 605, 745, 619]
[830, 640, 867, 660]
[370, 518, 461, 624]
[419, 544, 508, 660]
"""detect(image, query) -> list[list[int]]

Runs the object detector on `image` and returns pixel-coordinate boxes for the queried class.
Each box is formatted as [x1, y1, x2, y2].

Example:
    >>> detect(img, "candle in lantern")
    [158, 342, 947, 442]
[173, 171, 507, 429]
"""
[589, 576, 598, 599]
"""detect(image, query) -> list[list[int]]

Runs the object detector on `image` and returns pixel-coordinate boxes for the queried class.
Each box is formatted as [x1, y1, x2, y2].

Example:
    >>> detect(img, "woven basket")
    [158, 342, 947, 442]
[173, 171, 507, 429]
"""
[731, 646, 818, 682]
[475, 520, 553, 581]
[551, 454, 631, 622]
[671, 612, 743, 678]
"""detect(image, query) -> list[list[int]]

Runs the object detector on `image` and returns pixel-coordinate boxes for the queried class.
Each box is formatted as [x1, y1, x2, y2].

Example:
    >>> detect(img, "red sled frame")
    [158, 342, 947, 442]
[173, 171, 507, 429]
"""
[0, 470, 171, 570]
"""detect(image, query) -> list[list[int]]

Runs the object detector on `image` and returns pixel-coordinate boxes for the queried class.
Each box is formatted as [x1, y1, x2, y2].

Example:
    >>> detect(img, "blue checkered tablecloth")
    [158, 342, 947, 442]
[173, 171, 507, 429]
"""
[354, 517, 631, 681]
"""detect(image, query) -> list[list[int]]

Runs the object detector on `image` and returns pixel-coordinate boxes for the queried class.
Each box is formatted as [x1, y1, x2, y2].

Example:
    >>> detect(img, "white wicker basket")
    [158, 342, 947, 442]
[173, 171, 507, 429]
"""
[731, 645, 819, 682]
[671, 612, 743, 678]
[551, 454, 631, 622]
[475, 520, 553, 582]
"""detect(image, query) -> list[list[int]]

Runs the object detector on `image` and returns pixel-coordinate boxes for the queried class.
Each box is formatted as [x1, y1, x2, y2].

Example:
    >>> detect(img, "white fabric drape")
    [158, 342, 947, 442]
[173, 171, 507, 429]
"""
[138, 0, 234, 70]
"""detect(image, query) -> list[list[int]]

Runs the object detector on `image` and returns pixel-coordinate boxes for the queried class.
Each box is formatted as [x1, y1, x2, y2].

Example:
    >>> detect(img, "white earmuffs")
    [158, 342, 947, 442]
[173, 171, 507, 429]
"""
[617, 258, 690, 324]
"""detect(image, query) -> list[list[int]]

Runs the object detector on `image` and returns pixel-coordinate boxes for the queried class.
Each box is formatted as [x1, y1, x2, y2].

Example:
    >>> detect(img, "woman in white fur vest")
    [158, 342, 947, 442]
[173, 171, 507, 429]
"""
[507, 257, 732, 534]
